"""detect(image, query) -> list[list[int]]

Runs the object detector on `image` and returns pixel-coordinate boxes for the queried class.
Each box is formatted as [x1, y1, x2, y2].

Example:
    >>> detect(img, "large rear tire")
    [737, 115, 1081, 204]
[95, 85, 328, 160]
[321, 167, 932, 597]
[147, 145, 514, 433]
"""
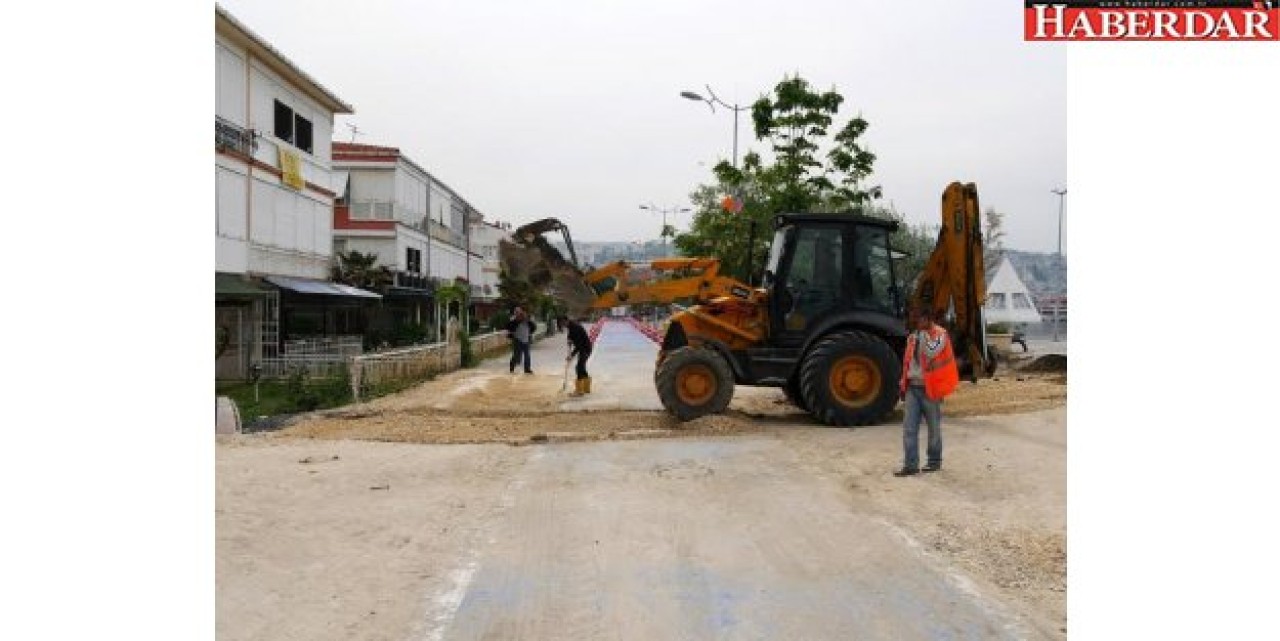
[655, 347, 735, 421]
[800, 331, 900, 427]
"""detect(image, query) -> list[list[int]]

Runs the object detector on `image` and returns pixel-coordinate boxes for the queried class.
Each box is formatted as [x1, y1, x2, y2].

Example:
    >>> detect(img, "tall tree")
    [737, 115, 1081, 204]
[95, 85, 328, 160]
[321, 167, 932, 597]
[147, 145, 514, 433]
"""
[675, 73, 883, 281]
[983, 206, 1007, 270]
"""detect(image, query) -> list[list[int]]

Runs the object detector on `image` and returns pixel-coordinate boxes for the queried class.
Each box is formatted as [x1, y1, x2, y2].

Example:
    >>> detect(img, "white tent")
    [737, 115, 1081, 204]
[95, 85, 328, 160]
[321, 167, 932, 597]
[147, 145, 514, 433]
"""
[984, 255, 1042, 325]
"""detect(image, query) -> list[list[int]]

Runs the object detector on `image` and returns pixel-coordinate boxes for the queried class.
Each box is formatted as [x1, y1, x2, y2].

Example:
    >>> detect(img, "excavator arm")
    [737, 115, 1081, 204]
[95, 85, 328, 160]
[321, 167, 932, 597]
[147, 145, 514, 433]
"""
[498, 218, 598, 315]
[585, 258, 758, 309]
[909, 182, 992, 379]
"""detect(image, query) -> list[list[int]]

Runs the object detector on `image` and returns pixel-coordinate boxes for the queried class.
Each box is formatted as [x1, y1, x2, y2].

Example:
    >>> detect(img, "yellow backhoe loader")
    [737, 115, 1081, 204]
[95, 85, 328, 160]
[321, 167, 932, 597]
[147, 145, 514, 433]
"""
[499, 182, 993, 426]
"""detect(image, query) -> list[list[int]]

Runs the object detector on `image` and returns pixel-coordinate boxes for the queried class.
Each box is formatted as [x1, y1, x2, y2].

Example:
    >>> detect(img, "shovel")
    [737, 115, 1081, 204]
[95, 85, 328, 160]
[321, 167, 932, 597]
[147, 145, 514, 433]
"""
[560, 351, 572, 393]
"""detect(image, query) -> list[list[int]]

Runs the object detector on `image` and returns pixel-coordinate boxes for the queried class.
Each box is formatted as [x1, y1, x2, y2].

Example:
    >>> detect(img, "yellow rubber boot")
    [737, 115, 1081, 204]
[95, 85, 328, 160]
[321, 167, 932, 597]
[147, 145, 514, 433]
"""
[584, 377, 592, 394]
[569, 378, 585, 397]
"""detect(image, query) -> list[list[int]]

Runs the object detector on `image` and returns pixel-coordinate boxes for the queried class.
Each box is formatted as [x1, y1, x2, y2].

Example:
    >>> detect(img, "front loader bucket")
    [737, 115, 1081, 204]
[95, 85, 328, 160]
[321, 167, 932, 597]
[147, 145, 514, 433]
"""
[498, 238, 597, 317]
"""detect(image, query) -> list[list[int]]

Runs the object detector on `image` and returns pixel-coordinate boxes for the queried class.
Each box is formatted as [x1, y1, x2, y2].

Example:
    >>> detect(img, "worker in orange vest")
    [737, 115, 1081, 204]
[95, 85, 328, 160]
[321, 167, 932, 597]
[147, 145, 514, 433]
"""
[894, 307, 960, 477]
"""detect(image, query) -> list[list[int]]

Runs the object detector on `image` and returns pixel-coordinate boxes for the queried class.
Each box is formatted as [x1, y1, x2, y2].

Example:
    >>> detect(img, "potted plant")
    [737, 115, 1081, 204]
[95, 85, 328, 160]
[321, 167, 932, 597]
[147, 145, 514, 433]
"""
[986, 322, 1014, 354]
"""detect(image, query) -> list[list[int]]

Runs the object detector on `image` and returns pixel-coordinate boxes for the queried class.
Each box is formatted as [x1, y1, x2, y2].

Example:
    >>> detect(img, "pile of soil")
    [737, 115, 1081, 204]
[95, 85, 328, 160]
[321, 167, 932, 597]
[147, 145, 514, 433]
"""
[279, 408, 762, 446]
[1018, 354, 1068, 373]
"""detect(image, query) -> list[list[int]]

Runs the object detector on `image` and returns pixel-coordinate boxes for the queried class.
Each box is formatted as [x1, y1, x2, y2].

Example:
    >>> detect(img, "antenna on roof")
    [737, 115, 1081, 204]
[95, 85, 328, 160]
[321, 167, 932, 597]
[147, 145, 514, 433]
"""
[346, 123, 364, 142]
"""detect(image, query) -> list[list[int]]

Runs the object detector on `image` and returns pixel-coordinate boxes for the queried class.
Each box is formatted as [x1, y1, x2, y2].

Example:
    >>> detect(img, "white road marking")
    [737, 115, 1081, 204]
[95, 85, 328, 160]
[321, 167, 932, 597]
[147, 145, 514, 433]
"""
[412, 449, 543, 641]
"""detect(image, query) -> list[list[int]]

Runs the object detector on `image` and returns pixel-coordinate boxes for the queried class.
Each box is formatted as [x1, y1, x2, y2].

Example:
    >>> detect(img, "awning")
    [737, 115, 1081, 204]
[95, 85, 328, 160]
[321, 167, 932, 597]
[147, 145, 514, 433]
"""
[215, 272, 275, 297]
[265, 275, 381, 299]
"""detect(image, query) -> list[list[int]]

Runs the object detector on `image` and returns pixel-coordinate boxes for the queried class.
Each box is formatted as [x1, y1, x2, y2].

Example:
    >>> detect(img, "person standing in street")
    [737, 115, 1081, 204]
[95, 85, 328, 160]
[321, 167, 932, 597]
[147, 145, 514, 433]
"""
[561, 315, 593, 396]
[506, 306, 537, 374]
[895, 307, 960, 477]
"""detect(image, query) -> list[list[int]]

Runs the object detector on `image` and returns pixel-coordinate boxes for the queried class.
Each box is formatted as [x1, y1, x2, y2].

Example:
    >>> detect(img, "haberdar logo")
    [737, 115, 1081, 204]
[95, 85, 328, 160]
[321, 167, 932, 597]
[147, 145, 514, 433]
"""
[1025, 1, 1280, 41]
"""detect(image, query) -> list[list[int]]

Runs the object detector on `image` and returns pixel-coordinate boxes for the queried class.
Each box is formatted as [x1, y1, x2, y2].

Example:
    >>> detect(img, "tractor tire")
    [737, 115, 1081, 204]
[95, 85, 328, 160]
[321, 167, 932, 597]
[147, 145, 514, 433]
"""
[783, 376, 808, 412]
[800, 330, 901, 427]
[655, 347, 735, 421]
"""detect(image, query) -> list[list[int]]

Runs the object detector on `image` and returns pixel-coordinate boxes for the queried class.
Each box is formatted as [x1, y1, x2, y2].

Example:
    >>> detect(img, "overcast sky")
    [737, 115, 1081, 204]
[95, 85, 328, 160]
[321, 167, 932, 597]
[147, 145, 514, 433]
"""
[218, 0, 1065, 252]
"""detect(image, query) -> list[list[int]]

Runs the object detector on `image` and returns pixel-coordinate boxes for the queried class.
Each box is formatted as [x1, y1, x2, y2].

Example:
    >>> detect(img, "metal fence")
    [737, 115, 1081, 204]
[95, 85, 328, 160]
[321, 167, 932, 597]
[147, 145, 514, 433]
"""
[258, 335, 365, 378]
[347, 331, 510, 401]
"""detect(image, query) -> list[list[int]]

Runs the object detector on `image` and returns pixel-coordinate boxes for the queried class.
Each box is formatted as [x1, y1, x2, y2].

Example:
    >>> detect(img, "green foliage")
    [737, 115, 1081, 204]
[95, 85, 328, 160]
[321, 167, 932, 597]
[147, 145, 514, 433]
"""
[284, 366, 352, 411]
[459, 328, 478, 368]
[983, 206, 1006, 268]
[987, 322, 1012, 334]
[489, 309, 511, 332]
[331, 250, 392, 291]
[675, 73, 884, 283]
[391, 321, 431, 347]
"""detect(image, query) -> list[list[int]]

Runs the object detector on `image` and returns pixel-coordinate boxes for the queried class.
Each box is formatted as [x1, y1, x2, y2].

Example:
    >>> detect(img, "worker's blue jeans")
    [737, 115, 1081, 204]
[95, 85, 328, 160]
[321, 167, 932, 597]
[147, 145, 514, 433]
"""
[903, 385, 942, 469]
[509, 340, 531, 373]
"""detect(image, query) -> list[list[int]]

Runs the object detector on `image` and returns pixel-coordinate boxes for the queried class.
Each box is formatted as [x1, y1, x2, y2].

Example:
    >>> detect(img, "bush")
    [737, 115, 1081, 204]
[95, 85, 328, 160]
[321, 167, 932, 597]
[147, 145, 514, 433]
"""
[489, 310, 510, 333]
[459, 328, 478, 368]
[987, 322, 1012, 334]
[393, 321, 431, 347]
[285, 365, 353, 412]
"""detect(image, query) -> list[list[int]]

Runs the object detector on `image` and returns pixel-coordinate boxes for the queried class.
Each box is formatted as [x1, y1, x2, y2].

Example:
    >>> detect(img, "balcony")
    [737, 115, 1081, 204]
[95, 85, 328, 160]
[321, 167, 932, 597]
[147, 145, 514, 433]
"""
[428, 219, 466, 249]
[393, 270, 433, 292]
[349, 199, 398, 221]
[215, 117, 256, 156]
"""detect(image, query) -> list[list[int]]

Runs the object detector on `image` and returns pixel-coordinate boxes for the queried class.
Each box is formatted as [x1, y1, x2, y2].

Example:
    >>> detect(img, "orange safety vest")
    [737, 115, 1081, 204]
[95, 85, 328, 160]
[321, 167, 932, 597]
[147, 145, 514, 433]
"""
[899, 324, 960, 401]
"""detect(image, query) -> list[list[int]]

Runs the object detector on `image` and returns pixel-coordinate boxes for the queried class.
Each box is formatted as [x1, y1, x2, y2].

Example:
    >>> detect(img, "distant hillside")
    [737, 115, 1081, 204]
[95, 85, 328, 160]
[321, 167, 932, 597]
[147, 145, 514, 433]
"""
[1001, 250, 1067, 295]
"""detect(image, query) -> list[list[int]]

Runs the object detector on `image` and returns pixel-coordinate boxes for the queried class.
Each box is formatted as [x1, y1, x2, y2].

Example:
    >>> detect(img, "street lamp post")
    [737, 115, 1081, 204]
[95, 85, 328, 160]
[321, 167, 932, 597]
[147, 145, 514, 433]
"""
[680, 85, 749, 169]
[640, 204, 690, 256]
[1051, 188, 1067, 256]
[1051, 188, 1066, 342]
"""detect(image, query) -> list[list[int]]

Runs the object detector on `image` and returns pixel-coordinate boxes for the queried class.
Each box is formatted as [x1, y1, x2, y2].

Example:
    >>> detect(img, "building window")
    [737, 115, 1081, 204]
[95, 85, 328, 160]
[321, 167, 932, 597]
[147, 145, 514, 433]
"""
[1012, 293, 1032, 309]
[274, 100, 292, 141]
[333, 239, 347, 256]
[406, 247, 422, 274]
[272, 99, 314, 154]
[295, 116, 313, 153]
[988, 293, 1007, 309]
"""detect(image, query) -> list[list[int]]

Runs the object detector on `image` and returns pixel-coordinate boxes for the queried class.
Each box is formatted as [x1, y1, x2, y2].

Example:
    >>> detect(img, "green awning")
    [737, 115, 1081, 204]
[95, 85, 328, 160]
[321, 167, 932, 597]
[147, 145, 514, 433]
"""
[216, 273, 275, 297]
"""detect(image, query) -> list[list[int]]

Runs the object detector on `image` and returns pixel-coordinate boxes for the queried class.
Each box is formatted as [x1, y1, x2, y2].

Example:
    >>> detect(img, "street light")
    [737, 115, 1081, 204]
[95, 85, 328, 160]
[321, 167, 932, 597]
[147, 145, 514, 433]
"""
[1051, 188, 1067, 256]
[639, 203, 690, 256]
[1050, 187, 1067, 342]
[680, 85, 749, 168]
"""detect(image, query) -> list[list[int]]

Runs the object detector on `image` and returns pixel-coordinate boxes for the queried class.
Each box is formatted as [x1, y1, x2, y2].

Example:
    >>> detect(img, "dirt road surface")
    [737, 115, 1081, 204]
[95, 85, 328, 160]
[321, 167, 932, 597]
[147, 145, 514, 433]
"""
[218, 321, 1066, 640]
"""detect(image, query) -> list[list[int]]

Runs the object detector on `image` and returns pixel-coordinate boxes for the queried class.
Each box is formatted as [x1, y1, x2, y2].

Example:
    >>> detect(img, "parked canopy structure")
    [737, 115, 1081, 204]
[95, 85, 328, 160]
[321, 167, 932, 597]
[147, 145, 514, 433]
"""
[983, 255, 1043, 325]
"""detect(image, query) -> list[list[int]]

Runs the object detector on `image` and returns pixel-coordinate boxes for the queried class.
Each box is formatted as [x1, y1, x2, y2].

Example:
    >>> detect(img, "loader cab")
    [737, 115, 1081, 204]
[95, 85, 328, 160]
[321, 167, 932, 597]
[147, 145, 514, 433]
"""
[764, 214, 904, 347]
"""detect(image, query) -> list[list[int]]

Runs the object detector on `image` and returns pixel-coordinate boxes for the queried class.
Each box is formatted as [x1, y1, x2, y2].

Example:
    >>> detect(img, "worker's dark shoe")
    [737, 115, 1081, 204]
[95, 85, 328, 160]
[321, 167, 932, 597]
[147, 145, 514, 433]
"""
[893, 467, 919, 477]
[922, 463, 942, 473]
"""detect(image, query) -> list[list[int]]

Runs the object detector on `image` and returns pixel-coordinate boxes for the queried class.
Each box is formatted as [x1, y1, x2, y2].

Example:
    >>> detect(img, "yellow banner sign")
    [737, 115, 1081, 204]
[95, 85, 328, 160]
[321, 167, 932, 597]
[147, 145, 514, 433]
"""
[279, 147, 304, 190]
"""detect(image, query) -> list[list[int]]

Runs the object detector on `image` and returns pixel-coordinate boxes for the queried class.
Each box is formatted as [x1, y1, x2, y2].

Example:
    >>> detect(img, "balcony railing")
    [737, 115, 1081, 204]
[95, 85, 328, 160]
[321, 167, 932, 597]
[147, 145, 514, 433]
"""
[215, 117, 256, 155]
[394, 270, 433, 291]
[349, 199, 397, 220]
[428, 219, 466, 249]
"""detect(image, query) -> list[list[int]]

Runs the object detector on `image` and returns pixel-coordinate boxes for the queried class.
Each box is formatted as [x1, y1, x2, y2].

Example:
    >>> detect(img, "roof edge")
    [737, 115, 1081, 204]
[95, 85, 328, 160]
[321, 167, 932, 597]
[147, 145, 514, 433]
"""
[216, 4, 354, 114]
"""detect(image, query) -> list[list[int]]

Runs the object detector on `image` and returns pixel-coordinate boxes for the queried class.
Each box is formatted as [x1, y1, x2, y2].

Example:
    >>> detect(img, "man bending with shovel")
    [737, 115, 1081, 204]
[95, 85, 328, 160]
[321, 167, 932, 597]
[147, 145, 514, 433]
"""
[561, 315, 593, 397]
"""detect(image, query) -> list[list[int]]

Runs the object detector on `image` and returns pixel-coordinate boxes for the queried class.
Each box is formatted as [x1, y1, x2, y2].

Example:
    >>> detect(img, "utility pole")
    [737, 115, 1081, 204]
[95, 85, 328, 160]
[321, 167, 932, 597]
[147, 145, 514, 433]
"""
[640, 204, 689, 256]
[1051, 188, 1067, 256]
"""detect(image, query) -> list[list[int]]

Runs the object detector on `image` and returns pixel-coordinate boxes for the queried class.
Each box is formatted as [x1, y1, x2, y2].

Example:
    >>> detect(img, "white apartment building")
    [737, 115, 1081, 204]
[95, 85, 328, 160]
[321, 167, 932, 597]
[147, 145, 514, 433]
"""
[215, 5, 364, 378]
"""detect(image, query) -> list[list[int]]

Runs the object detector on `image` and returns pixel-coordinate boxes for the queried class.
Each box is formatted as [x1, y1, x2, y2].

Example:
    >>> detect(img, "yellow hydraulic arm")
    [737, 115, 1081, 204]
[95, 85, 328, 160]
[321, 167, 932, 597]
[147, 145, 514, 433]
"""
[909, 181, 991, 378]
[584, 258, 761, 309]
